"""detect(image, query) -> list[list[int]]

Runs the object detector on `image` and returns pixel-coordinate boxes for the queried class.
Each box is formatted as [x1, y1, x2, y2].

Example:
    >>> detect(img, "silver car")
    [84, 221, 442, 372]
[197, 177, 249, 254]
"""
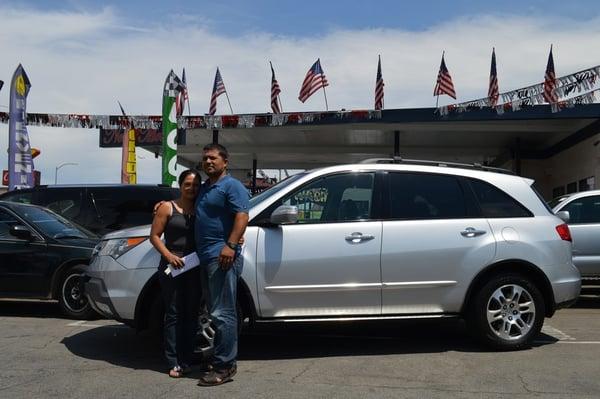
[85, 160, 580, 352]
[551, 189, 600, 284]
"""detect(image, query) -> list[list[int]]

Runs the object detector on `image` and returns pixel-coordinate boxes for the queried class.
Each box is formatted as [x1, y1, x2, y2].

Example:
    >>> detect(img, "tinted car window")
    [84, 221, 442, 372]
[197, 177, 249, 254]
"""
[389, 172, 467, 220]
[0, 190, 34, 204]
[281, 173, 375, 224]
[562, 196, 600, 224]
[37, 188, 84, 222]
[88, 187, 178, 233]
[0, 208, 20, 240]
[469, 178, 532, 218]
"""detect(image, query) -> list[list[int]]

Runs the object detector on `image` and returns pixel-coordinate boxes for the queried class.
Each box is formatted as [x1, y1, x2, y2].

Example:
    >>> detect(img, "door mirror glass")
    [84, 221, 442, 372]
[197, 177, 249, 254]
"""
[555, 210, 570, 223]
[10, 225, 33, 240]
[270, 205, 299, 225]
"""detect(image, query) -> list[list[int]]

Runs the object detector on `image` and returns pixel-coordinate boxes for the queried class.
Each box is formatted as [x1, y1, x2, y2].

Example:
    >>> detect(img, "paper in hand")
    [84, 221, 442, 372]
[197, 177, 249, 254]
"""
[164, 252, 200, 277]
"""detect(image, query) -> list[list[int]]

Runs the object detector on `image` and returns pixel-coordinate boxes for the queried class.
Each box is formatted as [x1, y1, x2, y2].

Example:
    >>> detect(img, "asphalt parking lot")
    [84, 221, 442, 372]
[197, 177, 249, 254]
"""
[1, 297, 600, 399]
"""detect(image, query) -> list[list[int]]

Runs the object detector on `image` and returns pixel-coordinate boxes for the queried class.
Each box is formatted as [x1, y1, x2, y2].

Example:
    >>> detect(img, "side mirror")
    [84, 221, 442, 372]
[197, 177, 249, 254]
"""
[10, 225, 33, 240]
[270, 205, 299, 225]
[556, 210, 570, 223]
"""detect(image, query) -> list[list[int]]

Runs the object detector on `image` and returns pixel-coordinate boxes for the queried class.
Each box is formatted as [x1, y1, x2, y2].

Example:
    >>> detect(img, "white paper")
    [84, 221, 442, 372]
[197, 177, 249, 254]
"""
[164, 252, 200, 277]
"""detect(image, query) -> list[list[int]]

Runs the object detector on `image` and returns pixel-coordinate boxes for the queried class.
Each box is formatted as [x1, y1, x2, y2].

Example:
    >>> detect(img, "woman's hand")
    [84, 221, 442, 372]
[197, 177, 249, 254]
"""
[166, 252, 185, 269]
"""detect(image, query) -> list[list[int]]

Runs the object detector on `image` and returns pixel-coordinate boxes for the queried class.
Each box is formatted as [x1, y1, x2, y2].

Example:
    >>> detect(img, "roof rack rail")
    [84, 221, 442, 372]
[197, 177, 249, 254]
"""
[359, 157, 515, 175]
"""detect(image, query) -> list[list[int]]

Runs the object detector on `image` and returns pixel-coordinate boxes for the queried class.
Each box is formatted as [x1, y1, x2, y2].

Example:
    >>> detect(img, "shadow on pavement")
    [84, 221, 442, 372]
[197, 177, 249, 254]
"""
[0, 299, 64, 318]
[573, 294, 600, 309]
[61, 325, 166, 374]
[1, 300, 561, 367]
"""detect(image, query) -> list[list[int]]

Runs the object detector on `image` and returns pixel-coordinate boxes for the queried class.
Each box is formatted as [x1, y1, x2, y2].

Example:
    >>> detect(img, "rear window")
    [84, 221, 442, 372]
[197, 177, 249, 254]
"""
[468, 178, 532, 218]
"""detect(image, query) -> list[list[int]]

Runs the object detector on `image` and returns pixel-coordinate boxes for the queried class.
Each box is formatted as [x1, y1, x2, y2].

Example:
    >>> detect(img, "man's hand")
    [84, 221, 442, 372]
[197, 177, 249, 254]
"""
[218, 246, 235, 270]
[153, 200, 168, 215]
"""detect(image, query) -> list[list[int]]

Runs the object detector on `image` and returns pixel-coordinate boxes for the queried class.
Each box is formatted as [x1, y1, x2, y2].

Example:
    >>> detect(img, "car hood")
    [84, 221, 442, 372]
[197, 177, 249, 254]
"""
[102, 224, 151, 240]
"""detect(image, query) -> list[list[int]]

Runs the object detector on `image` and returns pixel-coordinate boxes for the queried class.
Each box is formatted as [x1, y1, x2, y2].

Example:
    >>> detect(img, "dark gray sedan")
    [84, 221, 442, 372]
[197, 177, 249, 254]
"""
[0, 201, 99, 318]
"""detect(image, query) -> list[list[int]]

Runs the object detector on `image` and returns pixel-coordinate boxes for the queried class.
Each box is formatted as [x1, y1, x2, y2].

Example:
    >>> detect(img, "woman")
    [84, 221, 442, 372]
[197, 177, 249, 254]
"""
[150, 169, 201, 378]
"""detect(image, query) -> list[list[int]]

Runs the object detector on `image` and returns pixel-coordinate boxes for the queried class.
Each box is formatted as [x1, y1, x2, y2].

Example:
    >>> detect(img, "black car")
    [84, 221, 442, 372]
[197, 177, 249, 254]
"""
[0, 184, 179, 236]
[0, 201, 99, 318]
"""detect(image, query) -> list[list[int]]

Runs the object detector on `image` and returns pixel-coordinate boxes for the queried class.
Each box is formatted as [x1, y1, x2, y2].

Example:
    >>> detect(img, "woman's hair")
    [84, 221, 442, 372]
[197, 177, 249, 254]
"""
[178, 169, 200, 186]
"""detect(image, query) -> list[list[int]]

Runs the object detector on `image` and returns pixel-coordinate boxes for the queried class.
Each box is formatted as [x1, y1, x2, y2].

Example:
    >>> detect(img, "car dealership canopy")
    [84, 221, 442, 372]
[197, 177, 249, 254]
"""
[165, 104, 600, 174]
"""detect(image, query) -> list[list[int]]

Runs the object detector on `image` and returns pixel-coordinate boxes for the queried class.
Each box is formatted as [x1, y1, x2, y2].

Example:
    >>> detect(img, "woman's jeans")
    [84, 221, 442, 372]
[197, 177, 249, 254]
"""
[159, 267, 201, 369]
[201, 256, 243, 370]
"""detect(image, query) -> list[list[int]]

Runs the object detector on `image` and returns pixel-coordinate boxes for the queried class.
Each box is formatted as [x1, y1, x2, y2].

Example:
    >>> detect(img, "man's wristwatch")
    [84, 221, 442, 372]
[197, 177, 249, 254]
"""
[226, 241, 238, 250]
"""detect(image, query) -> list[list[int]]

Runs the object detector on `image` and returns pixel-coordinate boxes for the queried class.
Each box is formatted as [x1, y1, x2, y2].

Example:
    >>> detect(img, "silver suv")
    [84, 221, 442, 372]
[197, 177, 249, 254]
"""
[551, 189, 600, 284]
[84, 160, 580, 351]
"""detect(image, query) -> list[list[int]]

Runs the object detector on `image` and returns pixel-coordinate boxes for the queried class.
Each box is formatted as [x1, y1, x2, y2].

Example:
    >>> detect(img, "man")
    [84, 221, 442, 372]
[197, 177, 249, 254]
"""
[195, 143, 250, 386]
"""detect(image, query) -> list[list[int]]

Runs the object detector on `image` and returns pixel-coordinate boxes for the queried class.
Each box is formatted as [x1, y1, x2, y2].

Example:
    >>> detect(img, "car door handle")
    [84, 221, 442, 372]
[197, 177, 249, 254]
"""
[460, 227, 487, 238]
[345, 232, 375, 244]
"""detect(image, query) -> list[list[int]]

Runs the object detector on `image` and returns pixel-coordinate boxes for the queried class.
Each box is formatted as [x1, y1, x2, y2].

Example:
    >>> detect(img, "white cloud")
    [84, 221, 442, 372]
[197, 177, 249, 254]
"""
[1, 6, 600, 184]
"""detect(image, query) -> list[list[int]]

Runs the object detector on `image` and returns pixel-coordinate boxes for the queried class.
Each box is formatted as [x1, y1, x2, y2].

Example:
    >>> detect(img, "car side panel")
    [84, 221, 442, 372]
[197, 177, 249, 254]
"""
[381, 218, 496, 314]
[567, 224, 600, 277]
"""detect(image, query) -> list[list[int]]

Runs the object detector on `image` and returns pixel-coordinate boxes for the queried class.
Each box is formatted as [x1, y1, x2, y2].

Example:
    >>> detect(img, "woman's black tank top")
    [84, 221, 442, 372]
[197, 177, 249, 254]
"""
[159, 201, 195, 269]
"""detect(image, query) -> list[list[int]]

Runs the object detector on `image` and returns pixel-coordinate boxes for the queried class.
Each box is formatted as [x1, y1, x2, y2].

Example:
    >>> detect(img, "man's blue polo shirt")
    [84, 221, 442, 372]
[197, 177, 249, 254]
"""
[195, 175, 250, 263]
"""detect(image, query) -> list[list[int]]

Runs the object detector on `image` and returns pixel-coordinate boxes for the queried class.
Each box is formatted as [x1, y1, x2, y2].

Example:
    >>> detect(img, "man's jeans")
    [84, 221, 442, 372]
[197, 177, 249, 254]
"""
[201, 255, 243, 369]
[158, 267, 201, 369]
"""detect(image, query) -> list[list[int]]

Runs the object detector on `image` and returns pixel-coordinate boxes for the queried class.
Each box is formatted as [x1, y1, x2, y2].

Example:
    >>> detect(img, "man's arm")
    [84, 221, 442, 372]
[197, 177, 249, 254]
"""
[219, 212, 249, 270]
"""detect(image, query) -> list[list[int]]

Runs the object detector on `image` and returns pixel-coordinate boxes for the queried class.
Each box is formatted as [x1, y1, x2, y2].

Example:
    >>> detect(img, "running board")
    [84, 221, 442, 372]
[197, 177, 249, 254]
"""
[254, 314, 460, 323]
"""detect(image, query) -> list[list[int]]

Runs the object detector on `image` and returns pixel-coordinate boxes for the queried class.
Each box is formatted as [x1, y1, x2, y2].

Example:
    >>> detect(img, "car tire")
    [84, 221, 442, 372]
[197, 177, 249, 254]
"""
[58, 265, 97, 320]
[468, 273, 545, 350]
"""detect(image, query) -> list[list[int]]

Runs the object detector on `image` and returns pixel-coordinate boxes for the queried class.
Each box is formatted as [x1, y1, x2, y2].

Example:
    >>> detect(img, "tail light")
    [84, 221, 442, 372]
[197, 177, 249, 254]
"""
[555, 223, 572, 242]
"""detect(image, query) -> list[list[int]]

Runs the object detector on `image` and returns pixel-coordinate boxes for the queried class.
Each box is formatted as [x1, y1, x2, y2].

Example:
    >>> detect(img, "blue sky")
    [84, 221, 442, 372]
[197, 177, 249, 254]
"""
[13, 0, 600, 35]
[2, 1, 600, 185]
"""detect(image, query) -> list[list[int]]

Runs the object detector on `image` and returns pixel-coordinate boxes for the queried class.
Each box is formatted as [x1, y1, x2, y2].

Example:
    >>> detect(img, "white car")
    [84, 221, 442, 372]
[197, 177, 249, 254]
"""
[551, 189, 600, 284]
[85, 160, 581, 353]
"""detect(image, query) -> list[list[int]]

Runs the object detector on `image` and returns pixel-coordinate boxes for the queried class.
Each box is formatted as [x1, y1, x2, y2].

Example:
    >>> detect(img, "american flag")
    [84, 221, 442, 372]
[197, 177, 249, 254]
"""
[488, 48, 499, 106]
[433, 53, 456, 99]
[543, 46, 558, 103]
[209, 67, 226, 115]
[298, 59, 329, 103]
[177, 68, 188, 116]
[270, 62, 282, 113]
[375, 55, 384, 110]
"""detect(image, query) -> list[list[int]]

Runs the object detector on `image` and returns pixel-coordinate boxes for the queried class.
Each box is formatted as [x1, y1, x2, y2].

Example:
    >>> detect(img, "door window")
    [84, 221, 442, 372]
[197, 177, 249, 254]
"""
[280, 173, 375, 224]
[0, 209, 20, 240]
[388, 172, 468, 220]
[562, 196, 600, 224]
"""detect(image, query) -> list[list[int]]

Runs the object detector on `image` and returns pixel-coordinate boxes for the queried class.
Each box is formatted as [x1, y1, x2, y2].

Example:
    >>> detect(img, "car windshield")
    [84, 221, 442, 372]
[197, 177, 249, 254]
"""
[249, 172, 308, 208]
[548, 195, 571, 210]
[15, 204, 97, 239]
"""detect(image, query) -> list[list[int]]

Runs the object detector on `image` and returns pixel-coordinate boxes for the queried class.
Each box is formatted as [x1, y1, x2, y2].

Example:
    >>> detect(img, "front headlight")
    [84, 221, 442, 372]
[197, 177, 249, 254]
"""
[98, 237, 147, 259]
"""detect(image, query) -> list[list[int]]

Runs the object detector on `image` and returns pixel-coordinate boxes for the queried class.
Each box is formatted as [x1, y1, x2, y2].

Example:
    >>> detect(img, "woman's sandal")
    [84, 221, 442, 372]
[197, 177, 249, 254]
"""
[197, 365, 237, 386]
[168, 365, 191, 378]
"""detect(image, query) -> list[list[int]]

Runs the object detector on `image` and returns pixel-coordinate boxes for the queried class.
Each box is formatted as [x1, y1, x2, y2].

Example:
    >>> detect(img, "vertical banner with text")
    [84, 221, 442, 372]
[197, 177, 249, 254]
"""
[121, 127, 137, 184]
[161, 70, 182, 187]
[8, 64, 34, 191]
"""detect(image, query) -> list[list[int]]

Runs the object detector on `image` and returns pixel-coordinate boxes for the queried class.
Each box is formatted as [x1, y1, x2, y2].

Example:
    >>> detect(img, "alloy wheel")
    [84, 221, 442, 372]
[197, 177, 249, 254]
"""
[486, 284, 536, 341]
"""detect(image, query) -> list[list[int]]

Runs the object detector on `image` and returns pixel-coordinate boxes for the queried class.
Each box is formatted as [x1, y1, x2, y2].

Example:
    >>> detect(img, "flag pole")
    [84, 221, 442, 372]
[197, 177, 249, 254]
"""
[322, 87, 329, 111]
[224, 91, 234, 114]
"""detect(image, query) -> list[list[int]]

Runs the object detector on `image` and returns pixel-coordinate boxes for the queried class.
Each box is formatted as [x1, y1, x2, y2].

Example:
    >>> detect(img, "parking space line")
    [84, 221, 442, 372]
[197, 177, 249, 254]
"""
[66, 321, 127, 328]
[540, 324, 575, 341]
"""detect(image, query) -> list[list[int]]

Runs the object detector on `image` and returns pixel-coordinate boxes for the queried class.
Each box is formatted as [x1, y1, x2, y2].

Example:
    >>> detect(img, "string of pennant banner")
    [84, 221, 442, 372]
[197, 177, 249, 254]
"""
[1, 50, 599, 131]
